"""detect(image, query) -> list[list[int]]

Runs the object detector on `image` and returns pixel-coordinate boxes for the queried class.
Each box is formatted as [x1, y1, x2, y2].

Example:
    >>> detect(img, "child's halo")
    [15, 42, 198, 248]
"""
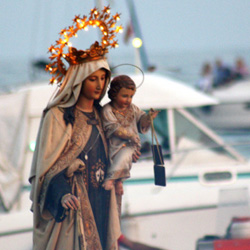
[110, 63, 144, 89]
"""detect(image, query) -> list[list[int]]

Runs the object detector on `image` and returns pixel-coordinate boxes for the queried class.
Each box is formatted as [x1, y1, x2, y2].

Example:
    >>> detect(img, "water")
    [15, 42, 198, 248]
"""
[0, 58, 50, 93]
[1, 47, 250, 91]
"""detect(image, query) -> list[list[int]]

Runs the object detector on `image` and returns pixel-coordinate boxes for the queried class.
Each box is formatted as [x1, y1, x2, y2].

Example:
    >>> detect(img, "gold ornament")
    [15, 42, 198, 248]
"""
[46, 6, 123, 84]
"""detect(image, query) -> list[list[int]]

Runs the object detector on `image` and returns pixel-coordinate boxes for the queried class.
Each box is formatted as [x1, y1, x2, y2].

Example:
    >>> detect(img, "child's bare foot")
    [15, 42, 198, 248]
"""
[115, 181, 124, 195]
[103, 180, 114, 190]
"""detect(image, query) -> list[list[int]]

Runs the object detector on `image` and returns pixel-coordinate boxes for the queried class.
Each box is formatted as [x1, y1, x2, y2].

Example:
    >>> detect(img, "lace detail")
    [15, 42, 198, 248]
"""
[39, 109, 91, 210]
[111, 105, 134, 128]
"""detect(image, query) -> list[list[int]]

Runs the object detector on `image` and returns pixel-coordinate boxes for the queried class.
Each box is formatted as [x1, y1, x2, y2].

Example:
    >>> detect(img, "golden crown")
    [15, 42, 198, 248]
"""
[45, 6, 123, 84]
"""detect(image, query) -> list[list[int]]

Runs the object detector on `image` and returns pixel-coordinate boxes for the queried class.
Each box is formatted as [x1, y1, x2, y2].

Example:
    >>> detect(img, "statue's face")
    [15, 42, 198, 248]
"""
[81, 69, 106, 100]
[113, 87, 135, 110]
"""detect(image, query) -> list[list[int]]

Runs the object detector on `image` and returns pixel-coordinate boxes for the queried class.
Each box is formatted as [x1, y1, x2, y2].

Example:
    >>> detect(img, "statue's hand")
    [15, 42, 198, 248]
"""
[61, 193, 79, 210]
[132, 148, 141, 163]
[149, 108, 160, 119]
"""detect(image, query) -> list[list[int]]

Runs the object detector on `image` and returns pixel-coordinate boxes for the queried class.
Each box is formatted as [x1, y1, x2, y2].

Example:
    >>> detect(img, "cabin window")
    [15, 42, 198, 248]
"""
[199, 169, 236, 186]
[203, 171, 233, 182]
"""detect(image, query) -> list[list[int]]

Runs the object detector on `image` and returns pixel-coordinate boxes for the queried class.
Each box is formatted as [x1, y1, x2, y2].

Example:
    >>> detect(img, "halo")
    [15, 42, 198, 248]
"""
[46, 6, 123, 84]
[111, 63, 145, 88]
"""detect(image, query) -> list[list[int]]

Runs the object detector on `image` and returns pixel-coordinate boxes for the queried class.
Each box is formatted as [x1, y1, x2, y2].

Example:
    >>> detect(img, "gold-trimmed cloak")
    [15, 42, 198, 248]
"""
[29, 59, 121, 250]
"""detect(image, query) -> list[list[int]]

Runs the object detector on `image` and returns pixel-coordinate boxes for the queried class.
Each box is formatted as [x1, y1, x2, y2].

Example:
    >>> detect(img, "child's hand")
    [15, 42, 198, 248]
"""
[131, 134, 140, 145]
[115, 181, 124, 195]
[132, 148, 141, 162]
[149, 108, 160, 119]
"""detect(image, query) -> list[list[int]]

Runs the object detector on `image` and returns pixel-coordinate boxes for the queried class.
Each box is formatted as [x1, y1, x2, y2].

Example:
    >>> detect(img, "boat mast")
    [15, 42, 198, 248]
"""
[126, 0, 151, 71]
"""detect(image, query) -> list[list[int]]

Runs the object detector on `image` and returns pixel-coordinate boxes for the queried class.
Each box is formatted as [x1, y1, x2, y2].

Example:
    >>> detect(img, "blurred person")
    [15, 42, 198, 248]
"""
[233, 57, 249, 80]
[213, 59, 233, 86]
[196, 62, 214, 92]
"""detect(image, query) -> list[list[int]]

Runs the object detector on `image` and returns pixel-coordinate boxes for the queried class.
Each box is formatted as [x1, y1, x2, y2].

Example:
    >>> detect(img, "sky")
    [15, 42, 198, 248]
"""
[1, 0, 250, 62]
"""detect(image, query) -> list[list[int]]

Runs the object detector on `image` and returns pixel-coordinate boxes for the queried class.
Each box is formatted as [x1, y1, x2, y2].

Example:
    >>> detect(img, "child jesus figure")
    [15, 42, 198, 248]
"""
[101, 75, 159, 194]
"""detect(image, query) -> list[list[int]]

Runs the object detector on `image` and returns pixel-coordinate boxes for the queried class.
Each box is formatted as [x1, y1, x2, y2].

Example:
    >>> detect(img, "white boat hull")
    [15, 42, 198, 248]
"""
[192, 79, 250, 130]
[192, 102, 250, 130]
[120, 161, 250, 250]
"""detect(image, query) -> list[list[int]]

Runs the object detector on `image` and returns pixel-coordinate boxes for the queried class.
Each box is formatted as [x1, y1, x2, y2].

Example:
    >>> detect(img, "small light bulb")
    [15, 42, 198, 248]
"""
[84, 26, 89, 31]
[132, 37, 143, 48]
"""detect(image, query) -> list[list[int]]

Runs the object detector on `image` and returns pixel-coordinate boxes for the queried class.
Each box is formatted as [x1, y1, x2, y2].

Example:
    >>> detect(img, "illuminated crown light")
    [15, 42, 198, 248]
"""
[46, 5, 123, 84]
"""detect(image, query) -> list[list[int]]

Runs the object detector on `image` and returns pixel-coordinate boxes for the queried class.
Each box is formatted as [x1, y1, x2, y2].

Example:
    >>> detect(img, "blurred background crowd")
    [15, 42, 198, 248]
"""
[196, 57, 249, 92]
